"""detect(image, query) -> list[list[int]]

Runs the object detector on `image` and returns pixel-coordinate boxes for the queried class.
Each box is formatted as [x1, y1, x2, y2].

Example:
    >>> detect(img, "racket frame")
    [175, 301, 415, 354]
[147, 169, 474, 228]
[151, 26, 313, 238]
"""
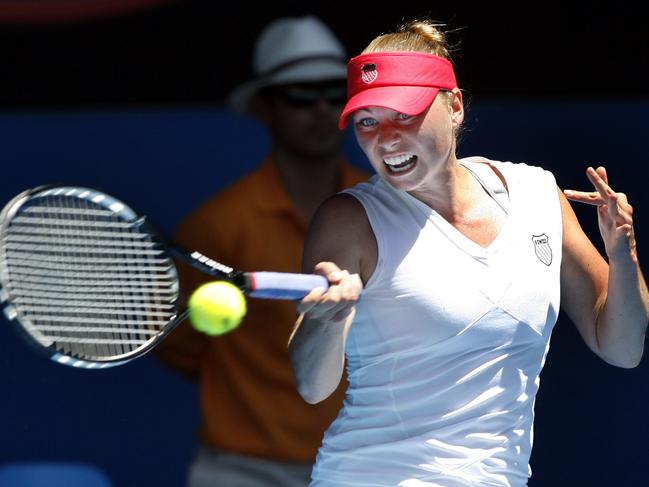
[0, 185, 183, 368]
[0, 185, 327, 369]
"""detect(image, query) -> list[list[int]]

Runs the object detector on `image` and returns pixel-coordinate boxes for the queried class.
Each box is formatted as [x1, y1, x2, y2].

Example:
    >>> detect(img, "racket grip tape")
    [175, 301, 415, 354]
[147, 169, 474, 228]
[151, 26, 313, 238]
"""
[247, 272, 329, 299]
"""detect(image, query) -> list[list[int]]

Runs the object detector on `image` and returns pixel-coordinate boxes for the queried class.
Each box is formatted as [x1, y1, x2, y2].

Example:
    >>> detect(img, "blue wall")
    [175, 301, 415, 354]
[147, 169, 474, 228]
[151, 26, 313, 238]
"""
[1, 101, 647, 486]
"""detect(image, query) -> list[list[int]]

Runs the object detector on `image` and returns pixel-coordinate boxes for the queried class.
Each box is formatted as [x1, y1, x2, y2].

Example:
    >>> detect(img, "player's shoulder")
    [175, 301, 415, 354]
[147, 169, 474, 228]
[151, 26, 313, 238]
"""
[317, 191, 368, 223]
[304, 192, 375, 276]
[491, 157, 551, 174]
[308, 193, 372, 249]
[462, 156, 555, 182]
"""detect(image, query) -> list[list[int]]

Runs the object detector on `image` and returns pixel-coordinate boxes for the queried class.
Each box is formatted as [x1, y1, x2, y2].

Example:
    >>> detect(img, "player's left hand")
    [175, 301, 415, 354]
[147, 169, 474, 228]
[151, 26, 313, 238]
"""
[564, 166, 637, 262]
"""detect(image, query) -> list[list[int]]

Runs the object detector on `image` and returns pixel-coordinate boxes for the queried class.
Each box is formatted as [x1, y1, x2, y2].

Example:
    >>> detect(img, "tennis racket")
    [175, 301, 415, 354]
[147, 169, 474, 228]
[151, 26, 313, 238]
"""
[0, 185, 328, 369]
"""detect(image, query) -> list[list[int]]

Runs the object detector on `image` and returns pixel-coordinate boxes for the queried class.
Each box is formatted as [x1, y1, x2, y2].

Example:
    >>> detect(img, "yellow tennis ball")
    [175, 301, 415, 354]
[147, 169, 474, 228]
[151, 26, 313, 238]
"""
[188, 281, 247, 336]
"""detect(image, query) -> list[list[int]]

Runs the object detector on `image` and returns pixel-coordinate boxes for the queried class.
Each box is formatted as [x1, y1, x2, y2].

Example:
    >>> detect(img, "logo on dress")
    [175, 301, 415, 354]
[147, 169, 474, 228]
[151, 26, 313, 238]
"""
[532, 234, 552, 266]
[361, 63, 378, 84]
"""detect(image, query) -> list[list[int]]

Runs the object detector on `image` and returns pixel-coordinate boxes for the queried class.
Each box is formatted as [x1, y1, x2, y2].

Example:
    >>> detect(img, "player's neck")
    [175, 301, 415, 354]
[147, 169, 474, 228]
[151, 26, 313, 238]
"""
[272, 150, 341, 222]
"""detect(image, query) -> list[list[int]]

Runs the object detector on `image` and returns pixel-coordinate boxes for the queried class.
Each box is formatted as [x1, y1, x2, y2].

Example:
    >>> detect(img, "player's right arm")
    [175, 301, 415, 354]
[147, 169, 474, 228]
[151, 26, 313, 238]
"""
[288, 193, 376, 404]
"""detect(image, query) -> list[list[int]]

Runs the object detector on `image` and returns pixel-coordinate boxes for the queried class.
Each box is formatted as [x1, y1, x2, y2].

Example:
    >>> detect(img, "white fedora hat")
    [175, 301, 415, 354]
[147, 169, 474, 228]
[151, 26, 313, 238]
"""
[227, 16, 348, 114]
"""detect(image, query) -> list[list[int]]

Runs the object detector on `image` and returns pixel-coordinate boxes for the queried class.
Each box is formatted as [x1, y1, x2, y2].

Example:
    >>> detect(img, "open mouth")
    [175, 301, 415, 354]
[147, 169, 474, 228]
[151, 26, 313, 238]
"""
[383, 154, 418, 174]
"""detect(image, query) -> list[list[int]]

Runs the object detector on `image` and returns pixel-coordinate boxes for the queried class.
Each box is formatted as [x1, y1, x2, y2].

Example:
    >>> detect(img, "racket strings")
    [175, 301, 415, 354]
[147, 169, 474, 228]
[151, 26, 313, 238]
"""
[2, 190, 178, 361]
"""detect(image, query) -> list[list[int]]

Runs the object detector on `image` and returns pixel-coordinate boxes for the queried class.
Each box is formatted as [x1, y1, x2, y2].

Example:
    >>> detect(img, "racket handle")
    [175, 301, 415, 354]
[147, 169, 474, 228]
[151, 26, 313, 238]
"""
[247, 272, 329, 300]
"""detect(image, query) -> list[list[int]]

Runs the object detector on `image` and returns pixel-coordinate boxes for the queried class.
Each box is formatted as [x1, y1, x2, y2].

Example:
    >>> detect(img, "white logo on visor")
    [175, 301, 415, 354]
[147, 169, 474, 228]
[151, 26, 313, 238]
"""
[361, 63, 378, 84]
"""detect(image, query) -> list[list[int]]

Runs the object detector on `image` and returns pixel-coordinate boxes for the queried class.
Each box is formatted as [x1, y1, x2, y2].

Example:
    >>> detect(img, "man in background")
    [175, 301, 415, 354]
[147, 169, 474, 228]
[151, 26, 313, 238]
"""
[156, 16, 368, 487]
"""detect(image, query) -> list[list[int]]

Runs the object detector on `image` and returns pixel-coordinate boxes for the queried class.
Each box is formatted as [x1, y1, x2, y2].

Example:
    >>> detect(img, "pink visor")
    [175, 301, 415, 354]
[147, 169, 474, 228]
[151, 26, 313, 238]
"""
[339, 51, 458, 129]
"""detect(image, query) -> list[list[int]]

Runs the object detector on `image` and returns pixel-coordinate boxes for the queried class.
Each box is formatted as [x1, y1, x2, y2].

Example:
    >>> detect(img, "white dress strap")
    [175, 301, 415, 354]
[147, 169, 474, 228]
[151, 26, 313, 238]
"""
[460, 158, 510, 215]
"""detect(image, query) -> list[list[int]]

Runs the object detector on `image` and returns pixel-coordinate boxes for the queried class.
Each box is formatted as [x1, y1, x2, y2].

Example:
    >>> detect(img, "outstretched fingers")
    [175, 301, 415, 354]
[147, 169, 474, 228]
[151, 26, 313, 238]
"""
[564, 165, 637, 259]
[564, 166, 611, 206]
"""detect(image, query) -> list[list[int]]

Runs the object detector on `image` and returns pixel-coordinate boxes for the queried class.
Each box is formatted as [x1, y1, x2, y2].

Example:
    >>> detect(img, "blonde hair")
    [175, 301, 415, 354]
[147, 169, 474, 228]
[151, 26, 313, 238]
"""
[362, 20, 451, 59]
[362, 20, 464, 141]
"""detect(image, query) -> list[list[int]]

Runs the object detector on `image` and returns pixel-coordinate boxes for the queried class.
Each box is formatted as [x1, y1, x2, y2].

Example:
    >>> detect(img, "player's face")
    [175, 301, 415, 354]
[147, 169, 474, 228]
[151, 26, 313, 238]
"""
[351, 90, 464, 193]
[265, 81, 347, 161]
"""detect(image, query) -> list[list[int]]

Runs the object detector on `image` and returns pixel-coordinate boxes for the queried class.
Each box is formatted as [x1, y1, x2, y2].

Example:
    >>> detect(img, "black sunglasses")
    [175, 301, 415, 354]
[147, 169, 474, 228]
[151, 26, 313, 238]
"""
[274, 84, 348, 108]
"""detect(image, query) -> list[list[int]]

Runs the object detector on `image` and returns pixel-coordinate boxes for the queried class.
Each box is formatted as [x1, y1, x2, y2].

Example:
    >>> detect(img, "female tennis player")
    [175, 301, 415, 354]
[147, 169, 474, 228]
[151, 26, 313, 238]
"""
[288, 19, 649, 487]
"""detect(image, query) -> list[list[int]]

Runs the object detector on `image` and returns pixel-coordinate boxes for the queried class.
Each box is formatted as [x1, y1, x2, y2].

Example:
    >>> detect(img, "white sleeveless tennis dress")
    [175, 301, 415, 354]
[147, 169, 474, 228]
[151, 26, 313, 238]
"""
[309, 157, 562, 487]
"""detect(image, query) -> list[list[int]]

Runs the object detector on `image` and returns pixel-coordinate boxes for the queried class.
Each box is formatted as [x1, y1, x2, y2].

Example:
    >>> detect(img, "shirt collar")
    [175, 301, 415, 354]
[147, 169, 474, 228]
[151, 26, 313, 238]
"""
[252, 155, 357, 214]
[253, 157, 295, 214]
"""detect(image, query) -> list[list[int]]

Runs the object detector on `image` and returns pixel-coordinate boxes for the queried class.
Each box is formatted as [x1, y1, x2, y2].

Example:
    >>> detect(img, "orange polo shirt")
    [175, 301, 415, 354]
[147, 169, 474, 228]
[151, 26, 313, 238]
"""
[157, 157, 368, 461]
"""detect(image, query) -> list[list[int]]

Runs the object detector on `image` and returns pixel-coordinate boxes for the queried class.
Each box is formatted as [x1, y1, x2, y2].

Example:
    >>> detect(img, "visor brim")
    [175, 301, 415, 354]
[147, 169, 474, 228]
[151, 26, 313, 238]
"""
[339, 85, 441, 129]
